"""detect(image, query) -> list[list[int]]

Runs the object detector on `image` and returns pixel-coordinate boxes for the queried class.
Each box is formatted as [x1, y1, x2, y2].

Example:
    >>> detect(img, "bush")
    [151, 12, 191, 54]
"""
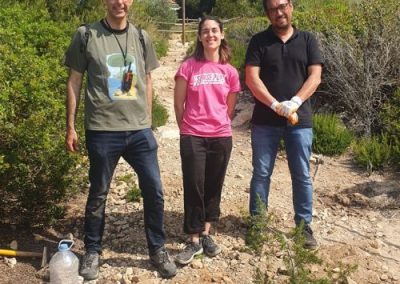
[126, 187, 142, 203]
[152, 96, 169, 129]
[312, 113, 353, 156]
[352, 134, 392, 172]
[154, 38, 169, 58]
[380, 88, 400, 166]
[305, 0, 400, 137]
[117, 173, 142, 202]
[212, 0, 263, 19]
[132, 1, 175, 59]
[225, 17, 267, 70]
[0, 4, 85, 226]
[140, 0, 177, 30]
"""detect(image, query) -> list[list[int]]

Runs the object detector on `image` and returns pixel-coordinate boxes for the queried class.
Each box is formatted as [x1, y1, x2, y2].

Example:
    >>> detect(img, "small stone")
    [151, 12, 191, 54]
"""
[4, 257, 17, 268]
[278, 266, 288, 275]
[346, 277, 357, 284]
[63, 233, 74, 240]
[380, 274, 389, 281]
[223, 276, 234, 284]
[191, 259, 203, 269]
[125, 267, 134, 275]
[332, 267, 341, 273]
[235, 174, 244, 179]
[370, 240, 380, 249]
[9, 240, 18, 250]
[310, 265, 319, 273]
[33, 234, 45, 241]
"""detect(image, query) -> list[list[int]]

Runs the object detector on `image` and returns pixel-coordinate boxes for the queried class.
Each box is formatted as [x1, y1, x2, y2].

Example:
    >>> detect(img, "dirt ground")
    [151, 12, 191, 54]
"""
[1, 34, 399, 284]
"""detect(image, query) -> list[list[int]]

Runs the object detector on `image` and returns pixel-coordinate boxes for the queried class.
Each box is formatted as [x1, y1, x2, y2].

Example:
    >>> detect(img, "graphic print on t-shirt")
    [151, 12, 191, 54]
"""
[192, 73, 226, 87]
[106, 53, 138, 100]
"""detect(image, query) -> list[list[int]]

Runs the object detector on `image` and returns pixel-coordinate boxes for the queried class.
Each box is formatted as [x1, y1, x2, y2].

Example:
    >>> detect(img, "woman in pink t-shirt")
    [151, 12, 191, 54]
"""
[174, 16, 241, 265]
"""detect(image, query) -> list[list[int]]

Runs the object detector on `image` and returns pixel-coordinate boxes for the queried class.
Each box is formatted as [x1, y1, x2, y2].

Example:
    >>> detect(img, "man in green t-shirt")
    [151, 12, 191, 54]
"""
[64, 0, 177, 280]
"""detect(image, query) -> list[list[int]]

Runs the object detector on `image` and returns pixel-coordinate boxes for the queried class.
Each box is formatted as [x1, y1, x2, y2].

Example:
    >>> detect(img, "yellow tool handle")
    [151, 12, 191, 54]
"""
[0, 249, 42, 257]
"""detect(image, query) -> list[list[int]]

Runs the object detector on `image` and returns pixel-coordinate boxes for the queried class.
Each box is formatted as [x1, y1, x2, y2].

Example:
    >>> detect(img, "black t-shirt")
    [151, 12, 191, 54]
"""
[245, 26, 323, 127]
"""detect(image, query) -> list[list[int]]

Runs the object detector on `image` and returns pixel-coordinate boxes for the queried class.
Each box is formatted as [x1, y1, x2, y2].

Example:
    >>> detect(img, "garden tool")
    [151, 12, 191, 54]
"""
[0, 246, 48, 267]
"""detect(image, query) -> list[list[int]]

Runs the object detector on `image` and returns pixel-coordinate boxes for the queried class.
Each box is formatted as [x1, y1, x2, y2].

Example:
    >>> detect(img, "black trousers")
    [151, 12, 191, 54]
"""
[180, 135, 232, 234]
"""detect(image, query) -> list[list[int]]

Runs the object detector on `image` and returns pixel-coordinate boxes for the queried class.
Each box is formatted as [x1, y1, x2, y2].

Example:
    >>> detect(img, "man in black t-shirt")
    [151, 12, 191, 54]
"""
[245, 0, 323, 249]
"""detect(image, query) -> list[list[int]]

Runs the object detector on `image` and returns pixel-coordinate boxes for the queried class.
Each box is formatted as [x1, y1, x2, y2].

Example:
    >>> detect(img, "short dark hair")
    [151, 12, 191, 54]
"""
[263, 0, 292, 13]
[192, 15, 231, 64]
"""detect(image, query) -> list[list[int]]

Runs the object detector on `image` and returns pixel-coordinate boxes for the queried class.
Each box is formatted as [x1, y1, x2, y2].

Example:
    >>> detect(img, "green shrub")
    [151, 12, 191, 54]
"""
[131, 1, 174, 60]
[116, 173, 141, 202]
[294, 0, 355, 36]
[307, 0, 400, 137]
[352, 134, 392, 172]
[212, 0, 263, 19]
[0, 4, 85, 227]
[126, 186, 142, 203]
[244, 197, 271, 255]
[380, 88, 400, 166]
[140, 0, 177, 30]
[154, 38, 169, 58]
[283, 222, 327, 284]
[225, 17, 268, 70]
[312, 113, 353, 156]
[152, 95, 169, 129]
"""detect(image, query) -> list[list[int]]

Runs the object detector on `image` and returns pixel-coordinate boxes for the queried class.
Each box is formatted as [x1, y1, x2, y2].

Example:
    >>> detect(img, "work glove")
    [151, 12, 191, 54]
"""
[270, 100, 299, 125]
[270, 101, 282, 114]
[277, 96, 303, 117]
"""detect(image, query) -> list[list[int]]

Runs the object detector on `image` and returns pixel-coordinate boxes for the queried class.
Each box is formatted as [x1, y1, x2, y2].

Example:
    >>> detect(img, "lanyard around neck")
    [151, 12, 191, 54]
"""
[104, 18, 129, 66]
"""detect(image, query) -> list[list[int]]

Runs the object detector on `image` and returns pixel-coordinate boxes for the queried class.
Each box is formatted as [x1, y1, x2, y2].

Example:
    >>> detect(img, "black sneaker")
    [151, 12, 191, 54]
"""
[80, 251, 99, 280]
[201, 235, 222, 257]
[303, 225, 318, 250]
[150, 248, 177, 278]
[175, 242, 203, 265]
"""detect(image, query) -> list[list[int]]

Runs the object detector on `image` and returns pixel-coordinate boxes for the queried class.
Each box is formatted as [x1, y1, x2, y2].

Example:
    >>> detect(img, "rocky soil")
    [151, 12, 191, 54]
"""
[1, 33, 399, 284]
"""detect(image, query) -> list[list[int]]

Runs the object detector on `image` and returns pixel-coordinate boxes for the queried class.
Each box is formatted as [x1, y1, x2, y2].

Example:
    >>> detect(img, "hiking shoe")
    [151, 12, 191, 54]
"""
[80, 251, 99, 280]
[175, 242, 203, 265]
[201, 235, 222, 257]
[303, 225, 318, 250]
[150, 248, 177, 278]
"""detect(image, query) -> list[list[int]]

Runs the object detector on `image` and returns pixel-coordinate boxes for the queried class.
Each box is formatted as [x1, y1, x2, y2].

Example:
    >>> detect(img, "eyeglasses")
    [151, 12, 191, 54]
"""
[267, 2, 290, 14]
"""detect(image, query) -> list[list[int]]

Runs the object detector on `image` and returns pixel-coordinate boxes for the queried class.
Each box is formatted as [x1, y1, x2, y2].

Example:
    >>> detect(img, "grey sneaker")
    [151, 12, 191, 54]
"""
[80, 251, 99, 280]
[175, 242, 203, 265]
[201, 235, 221, 257]
[303, 225, 318, 250]
[150, 248, 177, 278]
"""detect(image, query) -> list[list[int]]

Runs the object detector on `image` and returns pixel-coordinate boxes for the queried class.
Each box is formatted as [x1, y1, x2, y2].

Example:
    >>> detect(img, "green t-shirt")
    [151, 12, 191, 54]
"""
[64, 20, 160, 131]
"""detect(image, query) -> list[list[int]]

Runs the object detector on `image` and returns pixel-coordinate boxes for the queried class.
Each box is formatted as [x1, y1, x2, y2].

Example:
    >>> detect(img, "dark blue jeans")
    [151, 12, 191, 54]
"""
[84, 129, 165, 255]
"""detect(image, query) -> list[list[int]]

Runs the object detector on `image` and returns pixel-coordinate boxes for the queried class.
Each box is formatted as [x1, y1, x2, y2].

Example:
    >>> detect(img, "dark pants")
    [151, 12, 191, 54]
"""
[84, 129, 165, 255]
[180, 135, 232, 234]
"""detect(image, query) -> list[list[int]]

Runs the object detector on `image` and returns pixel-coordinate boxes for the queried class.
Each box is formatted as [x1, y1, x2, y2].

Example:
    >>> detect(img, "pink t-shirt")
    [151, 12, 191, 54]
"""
[175, 57, 241, 137]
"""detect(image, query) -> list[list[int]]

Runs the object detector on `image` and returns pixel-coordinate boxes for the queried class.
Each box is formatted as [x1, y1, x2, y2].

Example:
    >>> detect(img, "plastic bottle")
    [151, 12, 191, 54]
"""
[49, 240, 80, 284]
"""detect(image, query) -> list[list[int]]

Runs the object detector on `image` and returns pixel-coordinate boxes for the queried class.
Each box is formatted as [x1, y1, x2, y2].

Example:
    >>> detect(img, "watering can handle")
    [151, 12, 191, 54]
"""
[58, 239, 74, 250]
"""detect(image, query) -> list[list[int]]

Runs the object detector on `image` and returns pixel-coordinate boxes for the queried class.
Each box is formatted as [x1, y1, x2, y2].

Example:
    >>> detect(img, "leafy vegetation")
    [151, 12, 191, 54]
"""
[352, 134, 392, 172]
[245, 197, 271, 255]
[244, 201, 348, 282]
[0, 1, 171, 227]
[0, 4, 84, 226]
[212, 0, 263, 19]
[152, 96, 169, 129]
[312, 114, 353, 156]
[225, 17, 267, 70]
